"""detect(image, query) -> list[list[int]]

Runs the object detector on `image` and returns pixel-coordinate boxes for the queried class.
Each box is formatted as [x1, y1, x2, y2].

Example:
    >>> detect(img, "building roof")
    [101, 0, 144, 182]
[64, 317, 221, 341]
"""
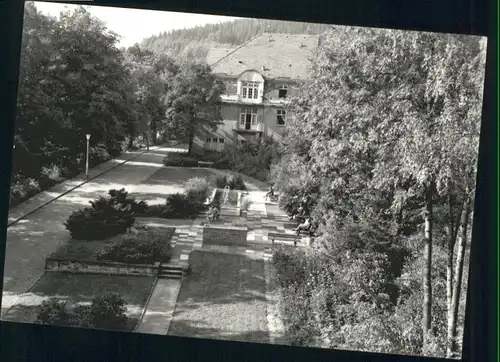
[205, 48, 235, 65]
[207, 33, 319, 80]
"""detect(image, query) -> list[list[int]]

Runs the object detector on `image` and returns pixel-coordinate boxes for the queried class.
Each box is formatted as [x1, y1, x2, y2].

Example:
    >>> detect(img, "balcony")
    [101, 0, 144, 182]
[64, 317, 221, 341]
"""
[220, 94, 291, 107]
[233, 122, 264, 134]
[220, 94, 262, 105]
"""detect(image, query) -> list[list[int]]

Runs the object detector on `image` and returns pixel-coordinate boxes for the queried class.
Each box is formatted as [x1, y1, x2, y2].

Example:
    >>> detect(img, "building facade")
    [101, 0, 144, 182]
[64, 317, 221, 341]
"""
[194, 33, 319, 153]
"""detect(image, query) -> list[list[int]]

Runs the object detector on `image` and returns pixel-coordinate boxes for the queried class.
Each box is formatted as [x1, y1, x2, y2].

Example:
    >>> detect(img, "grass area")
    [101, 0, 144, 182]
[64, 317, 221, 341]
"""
[168, 250, 269, 343]
[2, 273, 155, 331]
[141, 167, 217, 187]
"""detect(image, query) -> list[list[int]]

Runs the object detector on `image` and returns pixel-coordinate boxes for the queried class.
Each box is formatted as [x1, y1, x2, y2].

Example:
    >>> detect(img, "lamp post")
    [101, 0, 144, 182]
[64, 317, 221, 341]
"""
[85, 134, 91, 179]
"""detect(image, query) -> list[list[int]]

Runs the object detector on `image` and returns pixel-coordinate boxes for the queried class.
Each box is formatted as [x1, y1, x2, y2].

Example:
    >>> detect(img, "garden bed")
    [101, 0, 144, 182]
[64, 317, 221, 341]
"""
[1, 273, 155, 331]
[45, 257, 161, 276]
[49, 227, 175, 267]
[168, 250, 269, 344]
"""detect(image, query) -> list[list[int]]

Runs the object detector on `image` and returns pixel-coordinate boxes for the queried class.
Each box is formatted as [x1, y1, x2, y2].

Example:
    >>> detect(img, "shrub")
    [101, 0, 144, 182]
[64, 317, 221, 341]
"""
[89, 143, 111, 165]
[98, 228, 174, 264]
[88, 293, 128, 330]
[272, 247, 308, 287]
[163, 153, 198, 167]
[64, 189, 145, 240]
[214, 174, 246, 190]
[9, 177, 40, 203]
[138, 204, 168, 218]
[65, 206, 134, 240]
[184, 177, 211, 203]
[71, 304, 93, 328]
[37, 293, 130, 331]
[36, 298, 71, 326]
[163, 193, 203, 218]
[40, 164, 63, 183]
[241, 197, 252, 211]
[108, 188, 148, 215]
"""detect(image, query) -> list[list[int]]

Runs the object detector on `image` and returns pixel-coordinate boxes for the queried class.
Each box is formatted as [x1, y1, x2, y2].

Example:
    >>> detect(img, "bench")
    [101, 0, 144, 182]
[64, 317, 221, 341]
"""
[268, 232, 299, 247]
[198, 160, 214, 168]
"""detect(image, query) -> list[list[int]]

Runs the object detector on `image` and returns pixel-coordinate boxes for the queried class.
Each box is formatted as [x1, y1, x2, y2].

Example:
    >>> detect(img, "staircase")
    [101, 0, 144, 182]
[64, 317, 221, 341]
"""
[158, 264, 184, 279]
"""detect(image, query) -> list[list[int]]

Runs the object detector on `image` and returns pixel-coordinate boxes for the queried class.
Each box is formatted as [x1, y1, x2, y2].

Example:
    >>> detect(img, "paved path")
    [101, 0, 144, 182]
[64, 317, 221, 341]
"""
[1, 145, 180, 303]
[135, 279, 182, 334]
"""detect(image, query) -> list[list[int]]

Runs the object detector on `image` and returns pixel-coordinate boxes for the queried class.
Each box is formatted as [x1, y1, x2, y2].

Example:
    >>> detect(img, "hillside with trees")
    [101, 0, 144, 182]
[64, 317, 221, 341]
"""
[140, 18, 331, 62]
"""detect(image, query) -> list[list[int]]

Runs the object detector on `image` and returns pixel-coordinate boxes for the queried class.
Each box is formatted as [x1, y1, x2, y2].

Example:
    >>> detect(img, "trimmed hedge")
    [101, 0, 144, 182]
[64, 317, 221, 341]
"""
[163, 153, 198, 167]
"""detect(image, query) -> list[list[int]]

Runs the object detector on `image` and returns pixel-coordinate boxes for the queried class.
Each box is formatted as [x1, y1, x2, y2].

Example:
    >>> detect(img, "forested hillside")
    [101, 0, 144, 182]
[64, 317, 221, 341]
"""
[140, 18, 331, 62]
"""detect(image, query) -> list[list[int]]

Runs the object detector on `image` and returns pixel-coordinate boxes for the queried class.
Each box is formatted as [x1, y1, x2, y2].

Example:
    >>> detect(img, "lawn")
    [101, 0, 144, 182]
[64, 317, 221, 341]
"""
[132, 167, 218, 205]
[2, 273, 156, 331]
[141, 167, 217, 187]
[168, 250, 269, 344]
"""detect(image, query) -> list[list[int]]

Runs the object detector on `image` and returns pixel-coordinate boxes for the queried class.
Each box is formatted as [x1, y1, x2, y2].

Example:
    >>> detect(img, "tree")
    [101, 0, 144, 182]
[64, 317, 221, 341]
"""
[123, 45, 179, 149]
[271, 25, 485, 357]
[36, 298, 71, 326]
[163, 62, 225, 154]
[90, 293, 128, 330]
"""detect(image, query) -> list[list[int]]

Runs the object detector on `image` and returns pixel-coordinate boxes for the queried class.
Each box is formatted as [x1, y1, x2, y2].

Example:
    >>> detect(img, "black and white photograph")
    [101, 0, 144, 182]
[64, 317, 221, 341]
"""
[1, 1, 487, 359]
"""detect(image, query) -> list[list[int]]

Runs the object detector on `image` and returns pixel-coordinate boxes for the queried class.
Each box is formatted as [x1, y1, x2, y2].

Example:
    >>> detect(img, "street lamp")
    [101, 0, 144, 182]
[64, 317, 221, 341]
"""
[85, 134, 91, 179]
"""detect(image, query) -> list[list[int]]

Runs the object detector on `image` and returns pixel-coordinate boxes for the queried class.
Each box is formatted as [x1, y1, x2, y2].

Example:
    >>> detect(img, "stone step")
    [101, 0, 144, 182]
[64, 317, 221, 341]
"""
[158, 271, 182, 280]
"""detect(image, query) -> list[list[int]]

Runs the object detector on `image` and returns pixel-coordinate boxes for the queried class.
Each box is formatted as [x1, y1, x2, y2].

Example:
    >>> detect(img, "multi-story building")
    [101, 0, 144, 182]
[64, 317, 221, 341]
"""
[193, 33, 319, 153]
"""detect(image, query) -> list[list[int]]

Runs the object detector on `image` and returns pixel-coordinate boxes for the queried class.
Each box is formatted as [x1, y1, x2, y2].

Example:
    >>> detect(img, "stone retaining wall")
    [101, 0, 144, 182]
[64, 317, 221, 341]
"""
[45, 258, 161, 276]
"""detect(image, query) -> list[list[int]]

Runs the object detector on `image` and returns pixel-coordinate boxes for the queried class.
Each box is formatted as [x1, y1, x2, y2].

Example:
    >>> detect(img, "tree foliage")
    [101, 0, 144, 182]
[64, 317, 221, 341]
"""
[271, 26, 485, 358]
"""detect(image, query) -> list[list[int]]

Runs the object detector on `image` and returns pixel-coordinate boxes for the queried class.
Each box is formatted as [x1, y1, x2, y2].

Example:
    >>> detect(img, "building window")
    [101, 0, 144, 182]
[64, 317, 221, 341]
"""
[240, 107, 258, 128]
[212, 138, 218, 143]
[241, 81, 259, 99]
[219, 138, 225, 144]
[278, 85, 288, 99]
[277, 109, 286, 126]
[206, 138, 211, 143]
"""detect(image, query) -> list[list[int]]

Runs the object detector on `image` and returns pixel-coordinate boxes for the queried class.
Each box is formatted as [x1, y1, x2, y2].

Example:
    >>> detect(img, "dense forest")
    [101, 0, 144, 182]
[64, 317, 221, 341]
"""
[141, 18, 331, 62]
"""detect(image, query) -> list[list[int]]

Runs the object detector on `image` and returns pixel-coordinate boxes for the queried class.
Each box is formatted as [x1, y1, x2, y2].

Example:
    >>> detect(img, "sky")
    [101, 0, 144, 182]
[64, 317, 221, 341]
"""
[33, 1, 241, 47]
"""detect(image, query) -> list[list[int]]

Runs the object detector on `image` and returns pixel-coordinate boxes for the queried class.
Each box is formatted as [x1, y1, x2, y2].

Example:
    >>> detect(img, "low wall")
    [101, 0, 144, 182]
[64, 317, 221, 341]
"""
[203, 225, 248, 247]
[45, 258, 161, 276]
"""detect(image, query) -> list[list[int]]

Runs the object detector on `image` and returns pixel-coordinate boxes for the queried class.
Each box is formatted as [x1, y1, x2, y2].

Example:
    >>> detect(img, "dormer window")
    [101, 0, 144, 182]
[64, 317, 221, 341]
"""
[241, 81, 259, 99]
[278, 85, 288, 99]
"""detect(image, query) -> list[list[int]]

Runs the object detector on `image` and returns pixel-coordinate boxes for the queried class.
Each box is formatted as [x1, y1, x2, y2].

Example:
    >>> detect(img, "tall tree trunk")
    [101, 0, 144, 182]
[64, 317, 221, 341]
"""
[187, 125, 195, 155]
[446, 192, 460, 340]
[144, 132, 150, 151]
[446, 186, 472, 358]
[422, 182, 434, 352]
[151, 120, 158, 144]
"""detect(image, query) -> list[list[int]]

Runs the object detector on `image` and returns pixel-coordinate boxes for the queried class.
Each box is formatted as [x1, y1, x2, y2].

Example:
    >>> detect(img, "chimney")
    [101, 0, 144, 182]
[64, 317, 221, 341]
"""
[261, 66, 265, 72]
[268, 35, 272, 46]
